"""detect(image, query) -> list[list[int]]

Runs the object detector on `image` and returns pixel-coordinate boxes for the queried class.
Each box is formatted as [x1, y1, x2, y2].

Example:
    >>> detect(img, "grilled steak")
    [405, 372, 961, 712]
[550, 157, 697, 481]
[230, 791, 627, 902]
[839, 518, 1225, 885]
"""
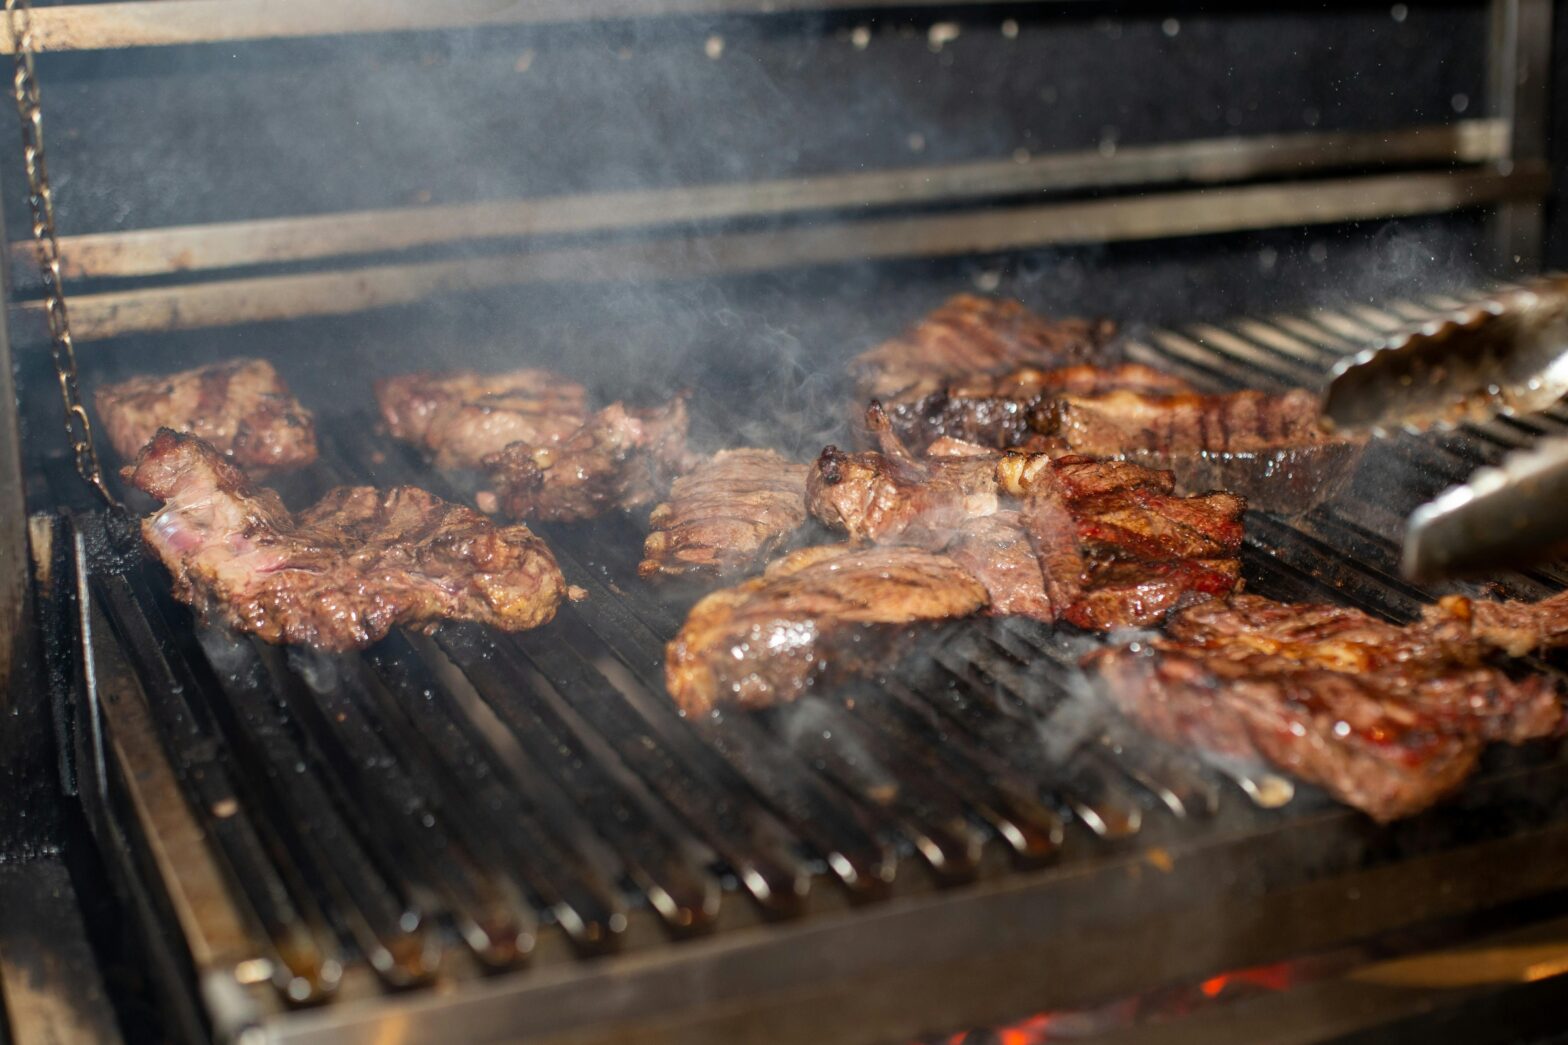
[375, 368, 589, 470]
[95, 358, 317, 475]
[943, 512, 1054, 620]
[1425, 591, 1568, 657]
[1084, 595, 1567, 820]
[127, 429, 571, 651]
[851, 294, 1117, 409]
[885, 362, 1192, 452]
[639, 449, 810, 580]
[665, 544, 988, 714]
[484, 397, 694, 521]
[808, 406, 1244, 628]
[1045, 388, 1366, 511]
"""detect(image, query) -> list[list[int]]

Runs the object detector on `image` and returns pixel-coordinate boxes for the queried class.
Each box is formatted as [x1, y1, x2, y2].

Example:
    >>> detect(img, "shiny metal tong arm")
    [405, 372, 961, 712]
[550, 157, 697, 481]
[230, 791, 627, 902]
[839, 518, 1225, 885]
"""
[1321, 274, 1568, 581]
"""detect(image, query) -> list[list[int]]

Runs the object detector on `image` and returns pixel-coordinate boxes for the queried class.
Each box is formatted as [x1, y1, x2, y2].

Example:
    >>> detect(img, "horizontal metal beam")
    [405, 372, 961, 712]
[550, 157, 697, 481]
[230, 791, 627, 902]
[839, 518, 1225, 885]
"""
[20, 121, 1509, 282]
[22, 166, 1546, 342]
[0, 0, 1049, 54]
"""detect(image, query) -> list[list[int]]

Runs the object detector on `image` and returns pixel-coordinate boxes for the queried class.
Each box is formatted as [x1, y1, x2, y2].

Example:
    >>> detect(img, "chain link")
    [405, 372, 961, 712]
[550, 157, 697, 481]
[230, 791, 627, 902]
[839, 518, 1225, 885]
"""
[4, 0, 116, 506]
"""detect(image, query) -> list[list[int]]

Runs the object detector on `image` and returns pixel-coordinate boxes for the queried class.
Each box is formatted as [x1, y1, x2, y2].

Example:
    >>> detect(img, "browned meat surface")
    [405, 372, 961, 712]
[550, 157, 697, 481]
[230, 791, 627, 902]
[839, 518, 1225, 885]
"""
[127, 429, 570, 651]
[95, 358, 317, 475]
[1045, 388, 1366, 511]
[639, 449, 810, 580]
[808, 444, 1000, 544]
[665, 545, 988, 714]
[375, 368, 589, 470]
[850, 294, 1117, 409]
[1065, 558, 1242, 632]
[944, 513, 1053, 620]
[1084, 594, 1567, 821]
[808, 407, 1244, 628]
[886, 362, 1191, 452]
[1425, 592, 1568, 657]
[484, 398, 694, 521]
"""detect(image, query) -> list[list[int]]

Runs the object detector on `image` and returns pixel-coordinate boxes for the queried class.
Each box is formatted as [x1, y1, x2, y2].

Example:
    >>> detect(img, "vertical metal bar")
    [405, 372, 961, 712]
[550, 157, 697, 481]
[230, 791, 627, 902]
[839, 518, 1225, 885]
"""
[0, 182, 31, 700]
[1488, 0, 1552, 270]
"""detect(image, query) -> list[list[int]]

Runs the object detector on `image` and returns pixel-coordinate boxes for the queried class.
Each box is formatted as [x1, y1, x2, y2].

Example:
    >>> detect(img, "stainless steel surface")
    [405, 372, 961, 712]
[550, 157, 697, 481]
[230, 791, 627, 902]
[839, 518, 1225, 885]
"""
[1404, 435, 1568, 580]
[1322, 274, 1568, 435]
[10, 121, 1509, 282]
[73, 528, 289, 1036]
[0, 860, 125, 1045]
[0, 0, 1096, 54]
[3, 0, 113, 505]
[17, 166, 1547, 342]
[1487, 0, 1552, 269]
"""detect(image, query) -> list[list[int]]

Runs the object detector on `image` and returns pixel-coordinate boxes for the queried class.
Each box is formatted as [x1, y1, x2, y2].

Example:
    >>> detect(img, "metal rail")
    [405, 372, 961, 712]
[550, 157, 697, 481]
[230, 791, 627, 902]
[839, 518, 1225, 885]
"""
[9, 121, 1510, 282]
[0, 0, 1080, 55]
[13, 166, 1546, 341]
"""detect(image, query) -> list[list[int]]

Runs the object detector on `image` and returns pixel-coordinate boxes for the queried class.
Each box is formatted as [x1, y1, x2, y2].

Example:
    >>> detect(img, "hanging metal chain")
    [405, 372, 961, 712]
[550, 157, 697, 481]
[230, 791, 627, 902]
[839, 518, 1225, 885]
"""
[4, 0, 115, 506]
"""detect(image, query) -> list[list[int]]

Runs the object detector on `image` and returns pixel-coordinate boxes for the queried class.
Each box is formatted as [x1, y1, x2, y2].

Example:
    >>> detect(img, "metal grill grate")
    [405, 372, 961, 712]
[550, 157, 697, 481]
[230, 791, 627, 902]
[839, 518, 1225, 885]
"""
[45, 295, 1568, 1043]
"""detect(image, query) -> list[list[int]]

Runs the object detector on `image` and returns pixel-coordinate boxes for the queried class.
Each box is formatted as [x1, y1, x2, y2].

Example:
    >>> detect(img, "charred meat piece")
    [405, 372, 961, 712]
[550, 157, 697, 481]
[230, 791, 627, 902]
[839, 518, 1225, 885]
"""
[1064, 558, 1241, 632]
[885, 362, 1191, 452]
[639, 449, 810, 580]
[1084, 594, 1567, 820]
[808, 406, 1244, 628]
[127, 429, 570, 651]
[1047, 388, 1366, 511]
[95, 358, 317, 475]
[944, 513, 1054, 620]
[851, 294, 1117, 409]
[485, 397, 693, 521]
[1425, 591, 1568, 657]
[808, 444, 1000, 544]
[375, 368, 589, 470]
[665, 544, 988, 714]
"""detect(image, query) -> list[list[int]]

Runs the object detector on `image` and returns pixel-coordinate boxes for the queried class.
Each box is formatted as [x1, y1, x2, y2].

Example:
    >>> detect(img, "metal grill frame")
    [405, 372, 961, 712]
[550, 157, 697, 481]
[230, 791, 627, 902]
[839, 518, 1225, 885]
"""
[22, 295, 1568, 1045]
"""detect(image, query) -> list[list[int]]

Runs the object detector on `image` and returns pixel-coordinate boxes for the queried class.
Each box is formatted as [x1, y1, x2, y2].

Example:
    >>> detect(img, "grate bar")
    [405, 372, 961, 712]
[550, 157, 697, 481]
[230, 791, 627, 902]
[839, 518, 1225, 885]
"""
[435, 623, 722, 935]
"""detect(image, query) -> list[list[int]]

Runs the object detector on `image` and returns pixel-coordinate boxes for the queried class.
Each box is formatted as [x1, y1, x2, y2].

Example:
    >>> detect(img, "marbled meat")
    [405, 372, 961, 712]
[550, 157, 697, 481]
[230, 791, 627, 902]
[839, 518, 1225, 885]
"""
[639, 449, 810, 580]
[807, 405, 1244, 628]
[1084, 594, 1567, 821]
[666, 544, 988, 714]
[850, 294, 1117, 410]
[95, 358, 317, 475]
[375, 368, 589, 470]
[1044, 387, 1366, 511]
[127, 429, 571, 651]
[885, 362, 1192, 452]
[484, 397, 694, 521]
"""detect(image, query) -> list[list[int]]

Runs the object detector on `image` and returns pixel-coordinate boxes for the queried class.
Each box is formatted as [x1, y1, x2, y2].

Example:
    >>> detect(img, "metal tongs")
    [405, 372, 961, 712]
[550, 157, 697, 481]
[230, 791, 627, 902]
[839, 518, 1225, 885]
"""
[1322, 274, 1568, 582]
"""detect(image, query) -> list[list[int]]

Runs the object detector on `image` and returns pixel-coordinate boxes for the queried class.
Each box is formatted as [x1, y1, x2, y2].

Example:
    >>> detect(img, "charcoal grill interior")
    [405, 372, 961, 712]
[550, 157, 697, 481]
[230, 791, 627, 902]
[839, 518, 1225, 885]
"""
[6, 2, 1568, 1044]
[21, 292, 1568, 1045]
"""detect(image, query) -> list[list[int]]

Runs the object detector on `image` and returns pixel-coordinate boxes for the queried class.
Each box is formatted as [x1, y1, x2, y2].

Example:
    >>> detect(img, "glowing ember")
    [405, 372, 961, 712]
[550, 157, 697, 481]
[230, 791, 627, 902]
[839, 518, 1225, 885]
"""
[917, 959, 1319, 1044]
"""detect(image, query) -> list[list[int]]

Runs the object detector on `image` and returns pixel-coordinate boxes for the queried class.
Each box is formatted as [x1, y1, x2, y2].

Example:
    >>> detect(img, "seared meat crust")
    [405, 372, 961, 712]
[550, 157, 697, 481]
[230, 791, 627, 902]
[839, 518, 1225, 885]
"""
[665, 545, 988, 714]
[375, 368, 589, 470]
[484, 398, 694, 522]
[886, 362, 1191, 452]
[851, 294, 1117, 409]
[95, 358, 317, 475]
[127, 429, 569, 651]
[639, 449, 810, 580]
[1084, 594, 1567, 821]
[1045, 388, 1366, 511]
[807, 406, 1244, 629]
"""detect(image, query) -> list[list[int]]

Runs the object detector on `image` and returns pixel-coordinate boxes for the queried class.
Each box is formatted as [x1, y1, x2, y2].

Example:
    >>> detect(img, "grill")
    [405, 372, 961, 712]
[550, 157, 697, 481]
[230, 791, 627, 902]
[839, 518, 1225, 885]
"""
[5, 3, 1568, 1043]
[27, 293, 1568, 1045]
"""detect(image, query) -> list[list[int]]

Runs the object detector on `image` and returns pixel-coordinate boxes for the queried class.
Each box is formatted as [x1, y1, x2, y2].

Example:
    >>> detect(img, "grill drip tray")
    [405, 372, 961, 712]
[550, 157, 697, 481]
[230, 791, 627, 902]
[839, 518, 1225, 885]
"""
[39, 297, 1568, 1044]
